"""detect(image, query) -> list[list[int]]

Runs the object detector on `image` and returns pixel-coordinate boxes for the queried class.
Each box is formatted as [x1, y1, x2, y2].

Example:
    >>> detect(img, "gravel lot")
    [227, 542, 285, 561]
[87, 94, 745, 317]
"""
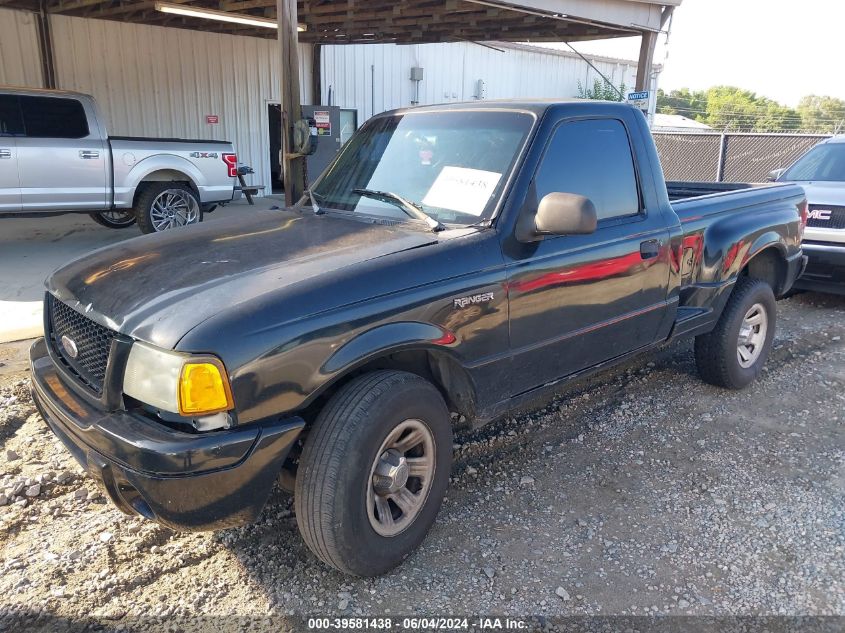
[0, 291, 843, 629]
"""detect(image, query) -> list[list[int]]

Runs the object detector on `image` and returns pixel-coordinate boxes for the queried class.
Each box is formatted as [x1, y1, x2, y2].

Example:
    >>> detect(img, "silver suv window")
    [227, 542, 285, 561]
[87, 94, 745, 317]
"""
[0, 95, 24, 136]
[19, 96, 89, 139]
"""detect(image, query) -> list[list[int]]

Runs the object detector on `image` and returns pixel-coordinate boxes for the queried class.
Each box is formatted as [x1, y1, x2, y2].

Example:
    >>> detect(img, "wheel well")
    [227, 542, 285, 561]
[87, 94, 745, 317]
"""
[302, 349, 477, 427]
[133, 170, 197, 207]
[740, 247, 788, 297]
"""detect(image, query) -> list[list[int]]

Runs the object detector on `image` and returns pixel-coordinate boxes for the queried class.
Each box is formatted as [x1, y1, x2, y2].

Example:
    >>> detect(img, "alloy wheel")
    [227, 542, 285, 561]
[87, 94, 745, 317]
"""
[149, 189, 200, 231]
[366, 419, 436, 537]
[736, 302, 768, 368]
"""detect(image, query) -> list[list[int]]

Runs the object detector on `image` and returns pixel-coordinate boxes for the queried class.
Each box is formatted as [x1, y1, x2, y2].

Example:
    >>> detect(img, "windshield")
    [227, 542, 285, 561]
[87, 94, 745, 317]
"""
[782, 142, 845, 182]
[311, 110, 534, 226]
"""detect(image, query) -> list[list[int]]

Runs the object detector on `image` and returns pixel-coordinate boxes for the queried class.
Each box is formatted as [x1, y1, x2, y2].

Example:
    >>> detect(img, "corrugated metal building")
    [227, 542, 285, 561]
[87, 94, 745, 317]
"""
[1, 7, 641, 193]
[321, 41, 637, 124]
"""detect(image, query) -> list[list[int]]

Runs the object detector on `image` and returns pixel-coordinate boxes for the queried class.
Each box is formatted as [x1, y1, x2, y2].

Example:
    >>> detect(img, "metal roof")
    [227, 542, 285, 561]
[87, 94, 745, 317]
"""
[0, 0, 680, 44]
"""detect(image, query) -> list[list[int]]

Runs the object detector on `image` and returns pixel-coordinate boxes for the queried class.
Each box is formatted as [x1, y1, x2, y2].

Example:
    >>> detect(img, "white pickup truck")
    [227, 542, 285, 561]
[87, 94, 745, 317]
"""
[0, 87, 241, 233]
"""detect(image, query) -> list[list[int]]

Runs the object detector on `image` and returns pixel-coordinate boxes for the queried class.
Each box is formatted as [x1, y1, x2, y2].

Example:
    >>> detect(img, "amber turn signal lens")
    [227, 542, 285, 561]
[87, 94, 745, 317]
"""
[178, 361, 233, 416]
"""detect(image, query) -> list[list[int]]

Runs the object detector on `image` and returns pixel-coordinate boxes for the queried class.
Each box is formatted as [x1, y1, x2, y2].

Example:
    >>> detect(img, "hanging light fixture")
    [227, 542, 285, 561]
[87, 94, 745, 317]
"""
[154, 2, 306, 32]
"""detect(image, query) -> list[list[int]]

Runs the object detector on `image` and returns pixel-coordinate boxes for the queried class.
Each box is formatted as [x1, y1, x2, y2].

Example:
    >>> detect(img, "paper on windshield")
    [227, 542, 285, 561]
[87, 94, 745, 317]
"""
[422, 166, 502, 216]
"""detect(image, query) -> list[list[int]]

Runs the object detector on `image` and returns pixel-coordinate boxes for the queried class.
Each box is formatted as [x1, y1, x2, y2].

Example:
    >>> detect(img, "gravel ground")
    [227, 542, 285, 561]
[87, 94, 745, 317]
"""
[0, 292, 843, 630]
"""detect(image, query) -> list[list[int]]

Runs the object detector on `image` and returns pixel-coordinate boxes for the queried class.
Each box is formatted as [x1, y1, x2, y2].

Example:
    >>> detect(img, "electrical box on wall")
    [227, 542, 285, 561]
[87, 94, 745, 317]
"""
[475, 79, 486, 100]
[410, 67, 424, 81]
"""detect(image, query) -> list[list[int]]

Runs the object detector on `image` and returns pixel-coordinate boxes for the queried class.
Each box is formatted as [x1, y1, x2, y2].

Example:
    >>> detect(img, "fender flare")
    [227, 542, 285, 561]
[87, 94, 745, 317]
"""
[742, 231, 788, 268]
[321, 321, 453, 375]
[125, 155, 205, 194]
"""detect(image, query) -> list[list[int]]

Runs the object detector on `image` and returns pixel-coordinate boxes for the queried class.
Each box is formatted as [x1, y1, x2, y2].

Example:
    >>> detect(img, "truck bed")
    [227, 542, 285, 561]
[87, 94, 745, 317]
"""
[666, 180, 757, 202]
[109, 136, 232, 145]
[669, 181, 804, 223]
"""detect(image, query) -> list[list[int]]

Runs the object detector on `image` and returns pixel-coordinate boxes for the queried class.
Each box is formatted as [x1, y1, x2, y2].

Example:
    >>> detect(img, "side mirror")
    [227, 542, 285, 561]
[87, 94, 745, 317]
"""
[766, 168, 785, 182]
[534, 192, 597, 237]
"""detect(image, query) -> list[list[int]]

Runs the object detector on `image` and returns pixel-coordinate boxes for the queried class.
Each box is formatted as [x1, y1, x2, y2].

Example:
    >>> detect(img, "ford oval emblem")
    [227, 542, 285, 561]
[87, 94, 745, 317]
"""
[61, 335, 79, 359]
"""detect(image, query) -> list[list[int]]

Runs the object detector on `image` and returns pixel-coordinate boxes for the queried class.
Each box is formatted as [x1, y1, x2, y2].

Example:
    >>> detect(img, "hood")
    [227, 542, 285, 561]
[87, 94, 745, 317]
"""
[47, 210, 437, 348]
[787, 181, 845, 205]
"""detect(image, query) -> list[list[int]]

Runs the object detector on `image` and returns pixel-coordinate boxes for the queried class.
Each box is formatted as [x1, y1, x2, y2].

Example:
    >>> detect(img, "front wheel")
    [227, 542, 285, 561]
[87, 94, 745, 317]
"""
[134, 182, 202, 234]
[694, 277, 777, 389]
[295, 371, 452, 576]
[89, 210, 137, 229]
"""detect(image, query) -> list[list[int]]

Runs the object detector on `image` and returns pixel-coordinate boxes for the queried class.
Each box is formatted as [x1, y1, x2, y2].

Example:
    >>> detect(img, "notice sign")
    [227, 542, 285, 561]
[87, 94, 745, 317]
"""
[314, 110, 331, 136]
[206, 114, 219, 125]
[626, 91, 649, 113]
[423, 166, 502, 217]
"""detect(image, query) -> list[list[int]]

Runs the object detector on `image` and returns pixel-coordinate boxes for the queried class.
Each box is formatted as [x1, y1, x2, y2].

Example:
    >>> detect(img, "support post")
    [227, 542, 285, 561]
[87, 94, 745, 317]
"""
[35, 0, 56, 89]
[311, 44, 322, 105]
[634, 30, 657, 92]
[277, 0, 304, 206]
[716, 133, 727, 182]
[634, 6, 674, 92]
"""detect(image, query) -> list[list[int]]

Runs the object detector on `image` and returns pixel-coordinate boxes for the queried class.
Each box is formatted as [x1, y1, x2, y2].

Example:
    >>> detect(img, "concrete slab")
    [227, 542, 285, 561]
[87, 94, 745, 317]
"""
[0, 198, 284, 343]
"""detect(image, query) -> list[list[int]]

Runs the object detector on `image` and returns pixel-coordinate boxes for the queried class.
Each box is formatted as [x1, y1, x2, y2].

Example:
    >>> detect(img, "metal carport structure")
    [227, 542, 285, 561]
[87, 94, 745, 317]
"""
[1, 0, 680, 201]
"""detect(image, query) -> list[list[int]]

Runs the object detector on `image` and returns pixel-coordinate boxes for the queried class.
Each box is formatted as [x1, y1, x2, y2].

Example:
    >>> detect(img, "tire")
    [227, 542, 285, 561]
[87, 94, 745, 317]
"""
[88, 210, 136, 229]
[134, 182, 202, 234]
[295, 370, 452, 576]
[694, 277, 777, 389]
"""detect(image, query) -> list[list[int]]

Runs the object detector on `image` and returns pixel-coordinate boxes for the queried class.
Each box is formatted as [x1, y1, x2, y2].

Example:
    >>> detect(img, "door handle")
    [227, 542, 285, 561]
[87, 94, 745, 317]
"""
[79, 150, 100, 159]
[0, 149, 11, 159]
[640, 239, 661, 259]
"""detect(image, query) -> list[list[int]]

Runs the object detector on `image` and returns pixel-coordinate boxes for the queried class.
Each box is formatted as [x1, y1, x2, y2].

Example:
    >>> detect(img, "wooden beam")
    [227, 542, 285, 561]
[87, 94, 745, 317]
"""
[35, 0, 57, 88]
[635, 6, 672, 91]
[277, 0, 304, 205]
[311, 43, 322, 104]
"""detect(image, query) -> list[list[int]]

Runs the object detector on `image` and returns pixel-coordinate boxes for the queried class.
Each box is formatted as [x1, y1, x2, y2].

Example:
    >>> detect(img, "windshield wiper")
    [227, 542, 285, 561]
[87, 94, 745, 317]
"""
[303, 189, 324, 215]
[353, 188, 444, 232]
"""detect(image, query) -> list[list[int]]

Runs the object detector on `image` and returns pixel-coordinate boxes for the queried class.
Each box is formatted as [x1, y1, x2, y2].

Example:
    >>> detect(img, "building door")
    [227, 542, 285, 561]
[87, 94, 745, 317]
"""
[267, 103, 283, 194]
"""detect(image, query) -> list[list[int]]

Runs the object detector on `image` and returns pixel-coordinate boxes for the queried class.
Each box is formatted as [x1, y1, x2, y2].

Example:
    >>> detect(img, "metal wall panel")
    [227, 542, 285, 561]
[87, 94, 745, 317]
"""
[49, 14, 312, 192]
[2, 8, 640, 198]
[321, 41, 637, 124]
[0, 8, 43, 87]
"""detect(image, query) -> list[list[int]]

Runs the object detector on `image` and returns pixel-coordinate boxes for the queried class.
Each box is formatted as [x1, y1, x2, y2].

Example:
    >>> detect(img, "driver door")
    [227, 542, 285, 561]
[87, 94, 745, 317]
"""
[506, 116, 672, 394]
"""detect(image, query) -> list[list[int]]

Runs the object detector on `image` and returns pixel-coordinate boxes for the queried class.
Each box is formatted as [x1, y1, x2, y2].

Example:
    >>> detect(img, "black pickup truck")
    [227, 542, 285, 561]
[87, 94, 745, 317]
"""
[30, 100, 807, 577]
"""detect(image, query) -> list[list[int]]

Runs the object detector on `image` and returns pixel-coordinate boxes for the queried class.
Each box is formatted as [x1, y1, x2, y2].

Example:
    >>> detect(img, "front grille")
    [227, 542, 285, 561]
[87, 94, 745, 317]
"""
[807, 204, 845, 230]
[48, 296, 116, 393]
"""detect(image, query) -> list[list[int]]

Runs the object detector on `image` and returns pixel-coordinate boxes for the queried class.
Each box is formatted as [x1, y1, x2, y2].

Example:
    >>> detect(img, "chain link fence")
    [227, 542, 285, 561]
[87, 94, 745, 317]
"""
[653, 132, 831, 182]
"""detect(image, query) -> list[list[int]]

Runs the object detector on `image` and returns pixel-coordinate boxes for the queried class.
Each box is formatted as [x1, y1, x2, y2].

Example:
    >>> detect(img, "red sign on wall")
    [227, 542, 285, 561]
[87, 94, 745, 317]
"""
[206, 114, 219, 125]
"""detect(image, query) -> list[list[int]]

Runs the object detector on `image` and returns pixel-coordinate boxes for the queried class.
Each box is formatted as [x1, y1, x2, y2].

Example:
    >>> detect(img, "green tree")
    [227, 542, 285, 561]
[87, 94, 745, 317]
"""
[657, 86, 802, 132]
[797, 95, 845, 133]
[656, 87, 707, 121]
[576, 78, 626, 102]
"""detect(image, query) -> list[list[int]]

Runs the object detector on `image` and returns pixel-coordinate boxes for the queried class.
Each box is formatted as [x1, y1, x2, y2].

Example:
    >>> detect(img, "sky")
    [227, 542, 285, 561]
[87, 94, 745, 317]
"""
[567, 0, 844, 107]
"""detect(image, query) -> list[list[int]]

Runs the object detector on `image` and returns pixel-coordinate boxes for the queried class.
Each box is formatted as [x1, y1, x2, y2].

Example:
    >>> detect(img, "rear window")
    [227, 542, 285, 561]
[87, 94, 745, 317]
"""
[19, 96, 89, 139]
[0, 95, 24, 136]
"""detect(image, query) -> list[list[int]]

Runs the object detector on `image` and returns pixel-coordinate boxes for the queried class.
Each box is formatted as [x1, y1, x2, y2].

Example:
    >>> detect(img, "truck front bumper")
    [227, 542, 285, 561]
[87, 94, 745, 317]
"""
[29, 337, 304, 531]
[793, 242, 845, 295]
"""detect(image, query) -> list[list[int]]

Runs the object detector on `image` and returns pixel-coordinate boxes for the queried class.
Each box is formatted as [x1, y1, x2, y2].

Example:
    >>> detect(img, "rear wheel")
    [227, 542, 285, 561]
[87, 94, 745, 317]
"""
[694, 277, 776, 389]
[294, 370, 452, 576]
[135, 182, 202, 234]
[88, 210, 136, 229]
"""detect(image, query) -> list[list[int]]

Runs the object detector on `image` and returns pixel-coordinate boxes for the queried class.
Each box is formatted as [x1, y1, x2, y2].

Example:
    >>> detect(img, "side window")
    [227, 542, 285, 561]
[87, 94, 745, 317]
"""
[0, 95, 24, 136]
[534, 118, 640, 221]
[19, 96, 89, 139]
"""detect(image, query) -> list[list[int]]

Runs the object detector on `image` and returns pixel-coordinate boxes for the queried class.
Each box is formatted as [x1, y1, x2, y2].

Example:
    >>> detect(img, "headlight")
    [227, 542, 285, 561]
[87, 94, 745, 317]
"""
[123, 342, 233, 416]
